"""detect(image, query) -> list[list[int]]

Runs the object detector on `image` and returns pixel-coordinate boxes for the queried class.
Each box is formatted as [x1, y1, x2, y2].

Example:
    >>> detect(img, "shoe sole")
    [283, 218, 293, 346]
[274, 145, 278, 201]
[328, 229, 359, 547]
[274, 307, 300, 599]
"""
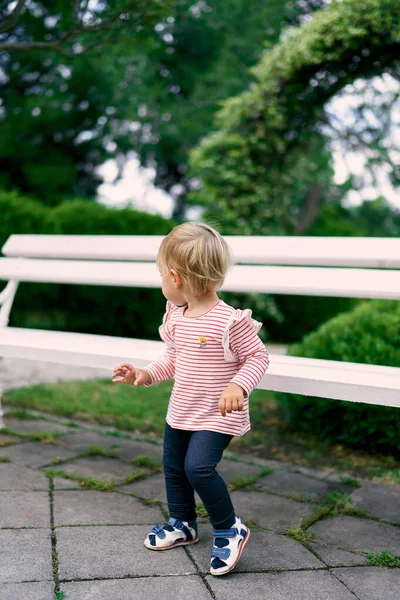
[144, 537, 199, 551]
[210, 527, 250, 576]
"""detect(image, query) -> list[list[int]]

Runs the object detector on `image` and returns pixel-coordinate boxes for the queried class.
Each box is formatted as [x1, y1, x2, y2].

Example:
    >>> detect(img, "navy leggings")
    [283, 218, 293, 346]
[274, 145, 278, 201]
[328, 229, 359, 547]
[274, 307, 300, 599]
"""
[162, 422, 236, 530]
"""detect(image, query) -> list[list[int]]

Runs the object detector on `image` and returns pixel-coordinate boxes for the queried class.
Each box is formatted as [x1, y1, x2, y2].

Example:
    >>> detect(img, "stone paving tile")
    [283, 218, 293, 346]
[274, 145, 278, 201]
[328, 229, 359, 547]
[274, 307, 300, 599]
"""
[3, 417, 71, 434]
[0, 357, 109, 393]
[54, 490, 163, 526]
[52, 456, 138, 484]
[187, 523, 324, 573]
[57, 430, 122, 453]
[225, 452, 291, 470]
[307, 542, 370, 567]
[115, 439, 164, 464]
[117, 461, 270, 510]
[350, 481, 400, 524]
[0, 581, 54, 600]
[119, 472, 167, 502]
[0, 441, 77, 468]
[285, 465, 335, 480]
[53, 477, 81, 490]
[61, 576, 212, 600]
[0, 529, 53, 584]
[205, 570, 357, 599]
[256, 469, 352, 501]
[56, 525, 197, 580]
[118, 471, 202, 507]
[333, 566, 400, 600]
[0, 491, 50, 528]
[217, 459, 261, 483]
[324, 472, 369, 484]
[0, 463, 49, 491]
[230, 489, 318, 533]
[58, 430, 163, 463]
[308, 515, 400, 556]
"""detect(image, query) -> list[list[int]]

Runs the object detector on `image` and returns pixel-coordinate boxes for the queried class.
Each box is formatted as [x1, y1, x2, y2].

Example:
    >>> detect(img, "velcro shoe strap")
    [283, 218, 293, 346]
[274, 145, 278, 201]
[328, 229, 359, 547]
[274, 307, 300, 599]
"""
[168, 517, 183, 528]
[212, 527, 237, 538]
[181, 524, 193, 541]
[211, 547, 231, 560]
[151, 524, 166, 539]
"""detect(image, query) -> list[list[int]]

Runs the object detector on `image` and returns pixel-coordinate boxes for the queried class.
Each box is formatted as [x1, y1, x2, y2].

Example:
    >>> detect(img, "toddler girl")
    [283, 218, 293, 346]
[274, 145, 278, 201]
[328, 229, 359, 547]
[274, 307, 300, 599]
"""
[112, 222, 269, 576]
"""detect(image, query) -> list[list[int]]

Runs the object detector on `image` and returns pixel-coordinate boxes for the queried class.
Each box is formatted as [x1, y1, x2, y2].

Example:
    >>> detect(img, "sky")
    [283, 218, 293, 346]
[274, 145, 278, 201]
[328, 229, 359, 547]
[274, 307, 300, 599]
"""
[97, 74, 400, 218]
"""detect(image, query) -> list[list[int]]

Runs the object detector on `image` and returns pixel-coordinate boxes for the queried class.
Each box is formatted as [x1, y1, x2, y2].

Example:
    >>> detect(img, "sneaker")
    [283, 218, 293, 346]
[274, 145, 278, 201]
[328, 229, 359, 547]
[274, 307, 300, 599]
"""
[144, 516, 199, 550]
[210, 514, 250, 575]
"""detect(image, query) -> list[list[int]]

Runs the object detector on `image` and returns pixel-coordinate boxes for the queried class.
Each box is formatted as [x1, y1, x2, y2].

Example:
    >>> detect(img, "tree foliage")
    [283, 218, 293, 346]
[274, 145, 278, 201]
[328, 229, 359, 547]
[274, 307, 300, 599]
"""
[277, 299, 400, 454]
[189, 0, 400, 234]
[0, 188, 176, 340]
[0, 0, 172, 204]
[122, 0, 330, 218]
[0, 1, 171, 55]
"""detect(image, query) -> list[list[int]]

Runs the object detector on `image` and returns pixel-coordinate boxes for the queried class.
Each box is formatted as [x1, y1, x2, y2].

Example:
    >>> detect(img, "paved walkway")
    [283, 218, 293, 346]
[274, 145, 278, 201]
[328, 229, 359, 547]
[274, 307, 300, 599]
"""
[0, 357, 399, 600]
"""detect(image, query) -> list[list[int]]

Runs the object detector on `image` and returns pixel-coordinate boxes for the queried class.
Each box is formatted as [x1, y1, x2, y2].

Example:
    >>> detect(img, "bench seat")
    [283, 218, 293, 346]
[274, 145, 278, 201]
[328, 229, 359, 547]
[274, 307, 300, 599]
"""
[1, 327, 399, 408]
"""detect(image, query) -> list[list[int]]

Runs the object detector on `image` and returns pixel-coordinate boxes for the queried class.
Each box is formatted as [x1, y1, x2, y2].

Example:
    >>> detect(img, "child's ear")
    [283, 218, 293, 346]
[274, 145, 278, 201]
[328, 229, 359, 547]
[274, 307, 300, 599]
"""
[170, 269, 182, 288]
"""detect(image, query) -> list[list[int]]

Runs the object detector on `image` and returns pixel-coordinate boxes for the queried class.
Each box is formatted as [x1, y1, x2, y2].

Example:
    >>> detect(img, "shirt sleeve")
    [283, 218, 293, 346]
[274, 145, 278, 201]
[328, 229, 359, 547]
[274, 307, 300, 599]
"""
[223, 309, 270, 398]
[143, 300, 177, 385]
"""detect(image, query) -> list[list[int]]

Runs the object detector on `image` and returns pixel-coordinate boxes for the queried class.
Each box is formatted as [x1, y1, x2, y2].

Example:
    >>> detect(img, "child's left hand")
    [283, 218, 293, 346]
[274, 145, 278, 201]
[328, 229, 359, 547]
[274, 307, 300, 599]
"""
[218, 383, 245, 417]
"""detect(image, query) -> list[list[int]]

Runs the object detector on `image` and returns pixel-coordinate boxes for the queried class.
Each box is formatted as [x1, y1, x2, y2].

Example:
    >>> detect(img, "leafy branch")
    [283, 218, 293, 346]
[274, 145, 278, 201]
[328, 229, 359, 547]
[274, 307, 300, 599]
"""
[0, 0, 173, 56]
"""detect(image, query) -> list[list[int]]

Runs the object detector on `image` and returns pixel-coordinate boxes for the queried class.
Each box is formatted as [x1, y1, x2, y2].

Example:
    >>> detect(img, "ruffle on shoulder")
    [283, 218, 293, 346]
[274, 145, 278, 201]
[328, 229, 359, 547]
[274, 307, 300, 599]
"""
[222, 308, 263, 362]
[159, 300, 179, 348]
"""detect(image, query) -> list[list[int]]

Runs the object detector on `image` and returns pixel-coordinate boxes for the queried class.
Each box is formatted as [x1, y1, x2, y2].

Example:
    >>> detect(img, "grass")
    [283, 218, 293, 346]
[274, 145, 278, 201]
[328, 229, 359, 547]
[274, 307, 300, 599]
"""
[229, 466, 275, 491]
[363, 550, 400, 568]
[3, 378, 171, 435]
[0, 456, 11, 463]
[195, 503, 209, 518]
[3, 379, 400, 483]
[283, 525, 317, 545]
[78, 444, 120, 459]
[45, 460, 162, 491]
[0, 426, 62, 445]
[45, 469, 116, 492]
[4, 409, 41, 420]
[131, 454, 162, 470]
[281, 490, 372, 549]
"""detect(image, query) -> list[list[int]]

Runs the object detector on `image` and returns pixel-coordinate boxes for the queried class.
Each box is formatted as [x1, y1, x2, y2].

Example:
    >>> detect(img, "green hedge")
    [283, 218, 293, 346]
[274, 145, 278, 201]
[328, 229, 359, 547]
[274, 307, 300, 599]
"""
[276, 299, 400, 455]
[0, 189, 176, 340]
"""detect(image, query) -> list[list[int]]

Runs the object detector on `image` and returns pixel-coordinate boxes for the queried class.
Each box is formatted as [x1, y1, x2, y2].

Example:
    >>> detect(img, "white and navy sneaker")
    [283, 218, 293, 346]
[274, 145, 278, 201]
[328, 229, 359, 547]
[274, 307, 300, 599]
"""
[210, 514, 250, 575]
[144, 516, 199, 550]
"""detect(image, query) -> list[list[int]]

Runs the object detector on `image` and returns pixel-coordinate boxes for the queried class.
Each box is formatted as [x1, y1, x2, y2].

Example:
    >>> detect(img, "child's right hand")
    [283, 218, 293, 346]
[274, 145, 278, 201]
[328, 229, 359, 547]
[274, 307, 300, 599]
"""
[112, 363, 152, 386]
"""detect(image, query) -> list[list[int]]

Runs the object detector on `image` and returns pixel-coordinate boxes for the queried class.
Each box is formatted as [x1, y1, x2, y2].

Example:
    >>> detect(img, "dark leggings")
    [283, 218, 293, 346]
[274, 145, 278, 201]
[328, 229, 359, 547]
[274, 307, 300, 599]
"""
[163, 422, 236, 530]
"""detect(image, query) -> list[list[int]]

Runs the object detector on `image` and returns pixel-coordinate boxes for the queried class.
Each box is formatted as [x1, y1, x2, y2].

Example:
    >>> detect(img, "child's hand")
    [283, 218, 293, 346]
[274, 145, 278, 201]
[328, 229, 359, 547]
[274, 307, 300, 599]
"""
[112, 363, 152, 386]
[218, 383, 245, 417]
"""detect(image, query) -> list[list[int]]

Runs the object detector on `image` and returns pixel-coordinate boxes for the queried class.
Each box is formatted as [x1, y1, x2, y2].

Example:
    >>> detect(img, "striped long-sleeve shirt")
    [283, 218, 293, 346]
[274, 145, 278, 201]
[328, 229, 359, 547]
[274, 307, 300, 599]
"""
[144, 298, 270, 436]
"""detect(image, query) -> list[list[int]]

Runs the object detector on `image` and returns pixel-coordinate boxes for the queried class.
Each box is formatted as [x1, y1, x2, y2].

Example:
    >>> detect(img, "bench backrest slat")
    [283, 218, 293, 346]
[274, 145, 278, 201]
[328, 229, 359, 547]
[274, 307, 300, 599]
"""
[3, 234, 400, 268]
[1, 257, 400, 299]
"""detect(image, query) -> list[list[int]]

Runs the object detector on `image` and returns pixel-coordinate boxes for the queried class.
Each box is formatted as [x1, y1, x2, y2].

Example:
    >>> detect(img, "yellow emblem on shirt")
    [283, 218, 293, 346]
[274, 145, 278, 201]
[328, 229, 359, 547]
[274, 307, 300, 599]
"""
[198, 336, 207, 349]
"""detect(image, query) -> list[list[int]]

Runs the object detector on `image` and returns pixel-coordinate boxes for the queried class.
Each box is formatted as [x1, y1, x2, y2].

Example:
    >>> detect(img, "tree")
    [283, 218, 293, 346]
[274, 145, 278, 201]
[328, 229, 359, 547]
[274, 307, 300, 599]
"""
[0, 1, 171, 55]
[0, 0, 172, 204]
[189, 0, 400, 234]
[121, 0, 330, 219]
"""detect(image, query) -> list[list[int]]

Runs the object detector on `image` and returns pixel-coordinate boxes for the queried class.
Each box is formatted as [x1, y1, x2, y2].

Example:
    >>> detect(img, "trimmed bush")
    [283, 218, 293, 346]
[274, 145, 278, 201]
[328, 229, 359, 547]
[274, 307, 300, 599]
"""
[276, 299, 400, 455]
[0, 189, 176, 340]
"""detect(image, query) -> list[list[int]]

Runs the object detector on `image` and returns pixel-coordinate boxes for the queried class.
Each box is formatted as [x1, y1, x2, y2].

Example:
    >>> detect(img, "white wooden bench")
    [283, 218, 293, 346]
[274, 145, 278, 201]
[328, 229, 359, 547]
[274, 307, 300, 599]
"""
[1, 234, 400, 428]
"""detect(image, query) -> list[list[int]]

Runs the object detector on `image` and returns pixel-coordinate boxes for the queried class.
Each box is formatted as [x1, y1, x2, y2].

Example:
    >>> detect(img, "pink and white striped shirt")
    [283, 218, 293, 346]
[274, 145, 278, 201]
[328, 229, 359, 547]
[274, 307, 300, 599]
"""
[144, 298, 270, 436]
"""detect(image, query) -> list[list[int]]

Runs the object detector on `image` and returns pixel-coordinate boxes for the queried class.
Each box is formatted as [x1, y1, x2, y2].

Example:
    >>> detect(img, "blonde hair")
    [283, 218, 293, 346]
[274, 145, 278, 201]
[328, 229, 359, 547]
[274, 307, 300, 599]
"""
[157, 222, 232, 296]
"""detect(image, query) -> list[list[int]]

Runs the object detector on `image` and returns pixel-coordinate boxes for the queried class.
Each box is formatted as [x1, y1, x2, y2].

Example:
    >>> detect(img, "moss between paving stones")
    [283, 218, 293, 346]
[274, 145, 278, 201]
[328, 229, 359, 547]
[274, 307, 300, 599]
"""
[363, 550, 400, 568]
[229, 466, 275, 491]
